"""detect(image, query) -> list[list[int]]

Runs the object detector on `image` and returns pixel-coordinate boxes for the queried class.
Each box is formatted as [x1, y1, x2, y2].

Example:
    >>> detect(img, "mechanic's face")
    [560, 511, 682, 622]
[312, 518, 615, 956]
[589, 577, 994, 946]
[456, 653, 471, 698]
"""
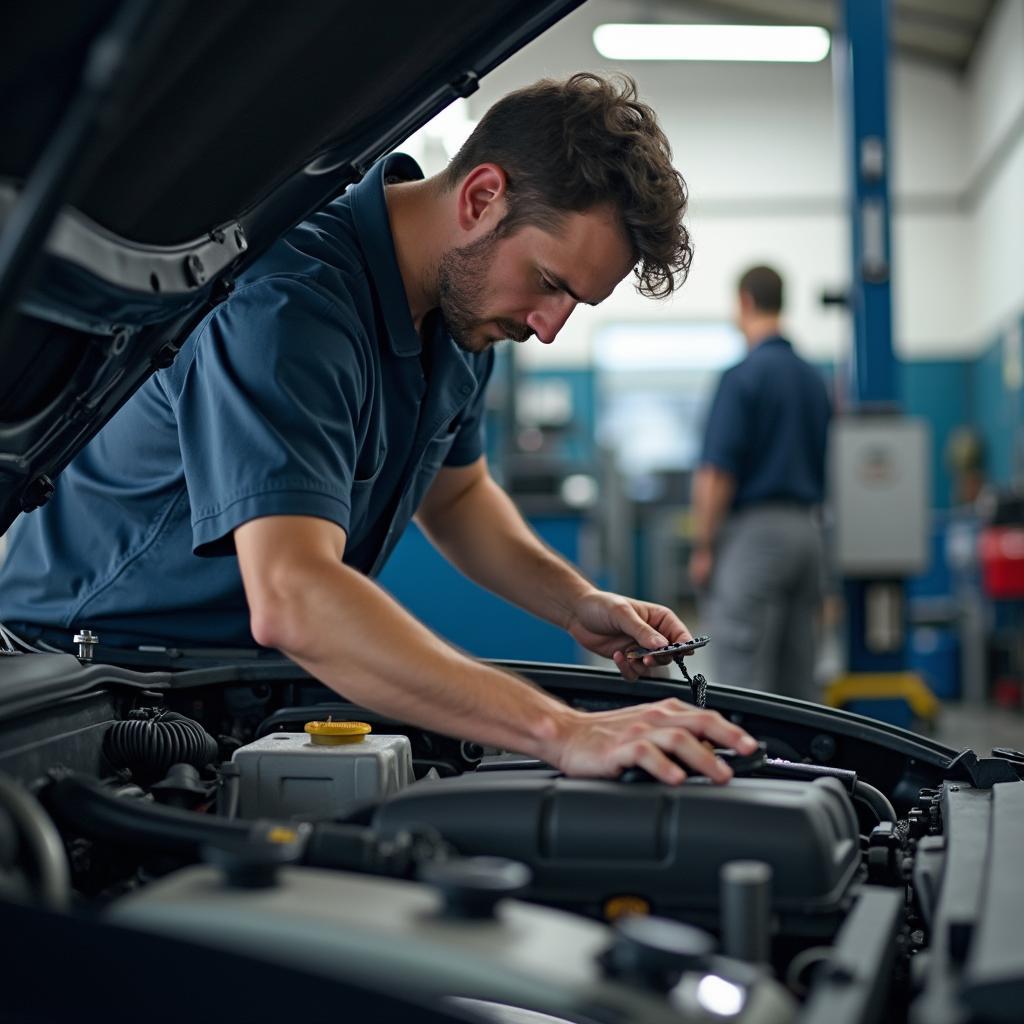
[439, 205, 635, 354]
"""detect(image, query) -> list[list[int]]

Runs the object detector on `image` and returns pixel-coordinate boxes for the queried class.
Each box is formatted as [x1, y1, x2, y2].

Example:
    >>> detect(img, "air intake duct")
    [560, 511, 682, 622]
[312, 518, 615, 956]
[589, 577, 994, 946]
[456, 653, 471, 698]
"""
[104, 708, 219, 782]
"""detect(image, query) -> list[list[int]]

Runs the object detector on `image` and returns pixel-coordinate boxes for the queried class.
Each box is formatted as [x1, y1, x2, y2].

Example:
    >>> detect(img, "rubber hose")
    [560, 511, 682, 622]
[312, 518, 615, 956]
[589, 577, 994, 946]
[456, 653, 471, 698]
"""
[45, 773, 392, 875]
[45, 773, 250, 854]
[104, 709, 219, 779]
[0, 773, 71, 911]
[853, 779, 897, 823]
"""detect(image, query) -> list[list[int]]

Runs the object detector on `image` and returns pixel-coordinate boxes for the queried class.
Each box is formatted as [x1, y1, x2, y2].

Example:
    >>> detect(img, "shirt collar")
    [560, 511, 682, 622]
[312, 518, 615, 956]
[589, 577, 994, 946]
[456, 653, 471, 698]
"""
[749, 334, 791, 355]
[348, 152, 425, 357]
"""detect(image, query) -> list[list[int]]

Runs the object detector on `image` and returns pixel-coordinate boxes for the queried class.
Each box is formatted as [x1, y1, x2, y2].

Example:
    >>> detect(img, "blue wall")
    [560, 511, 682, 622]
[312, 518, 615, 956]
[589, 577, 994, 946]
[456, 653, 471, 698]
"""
[901, 361, 970, 509]
[378, 516, 589, 664]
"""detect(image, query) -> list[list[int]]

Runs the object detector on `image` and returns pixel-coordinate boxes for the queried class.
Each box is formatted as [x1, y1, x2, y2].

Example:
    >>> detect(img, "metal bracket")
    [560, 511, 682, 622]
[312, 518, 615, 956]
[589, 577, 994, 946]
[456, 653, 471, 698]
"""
[451, 71, 479, 98]
[0, 186, 247, 296]
[19, 474, 55, 512]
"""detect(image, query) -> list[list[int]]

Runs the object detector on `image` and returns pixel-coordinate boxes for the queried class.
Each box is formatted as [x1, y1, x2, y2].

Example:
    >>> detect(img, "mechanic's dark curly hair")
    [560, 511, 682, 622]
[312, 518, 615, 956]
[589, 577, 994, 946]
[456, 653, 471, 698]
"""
[442, 72, 692, 299]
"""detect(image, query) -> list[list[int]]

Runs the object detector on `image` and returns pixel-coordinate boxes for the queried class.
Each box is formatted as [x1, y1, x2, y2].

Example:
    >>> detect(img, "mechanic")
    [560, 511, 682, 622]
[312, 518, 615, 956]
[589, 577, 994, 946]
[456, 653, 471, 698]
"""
[690, 265, 831, 699]
[0, 74, 756, 784]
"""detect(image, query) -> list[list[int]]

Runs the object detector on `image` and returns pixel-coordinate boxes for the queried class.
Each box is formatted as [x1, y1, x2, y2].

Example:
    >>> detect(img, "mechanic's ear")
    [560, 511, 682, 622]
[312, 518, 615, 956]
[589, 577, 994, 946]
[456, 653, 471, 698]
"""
[456, 163, 508, 234]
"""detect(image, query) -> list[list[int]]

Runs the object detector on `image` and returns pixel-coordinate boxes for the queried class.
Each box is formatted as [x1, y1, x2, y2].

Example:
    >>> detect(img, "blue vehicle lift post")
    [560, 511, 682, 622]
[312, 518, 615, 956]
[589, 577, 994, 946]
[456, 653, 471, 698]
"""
[827, 0, 936, 727]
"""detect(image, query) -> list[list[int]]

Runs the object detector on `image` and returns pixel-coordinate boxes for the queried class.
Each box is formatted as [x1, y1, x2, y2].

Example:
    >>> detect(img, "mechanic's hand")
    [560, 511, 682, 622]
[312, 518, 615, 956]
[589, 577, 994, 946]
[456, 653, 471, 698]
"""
[566, 590, 691, 682]
[689, 545, 714, 591]
[550, 698, 757, 785]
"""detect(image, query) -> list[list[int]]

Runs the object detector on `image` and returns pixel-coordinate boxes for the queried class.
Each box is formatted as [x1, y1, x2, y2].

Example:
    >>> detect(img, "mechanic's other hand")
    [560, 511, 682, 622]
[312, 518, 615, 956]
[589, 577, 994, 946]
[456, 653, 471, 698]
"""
[566, 590, 691, 682]
[689, 545, 714, 591]
[549, 699, 757, 785]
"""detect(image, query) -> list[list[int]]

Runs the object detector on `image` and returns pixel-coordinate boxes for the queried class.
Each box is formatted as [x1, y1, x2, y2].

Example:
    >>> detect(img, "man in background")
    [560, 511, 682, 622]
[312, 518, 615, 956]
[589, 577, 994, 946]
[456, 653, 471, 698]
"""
[690, 265, 831, 699]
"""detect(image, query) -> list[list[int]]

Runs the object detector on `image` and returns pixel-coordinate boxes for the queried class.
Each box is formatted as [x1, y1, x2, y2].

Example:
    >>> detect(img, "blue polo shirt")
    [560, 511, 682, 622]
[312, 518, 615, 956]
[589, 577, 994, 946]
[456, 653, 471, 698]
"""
[700, 335, 830, 510]
[0, 154, 494, 648]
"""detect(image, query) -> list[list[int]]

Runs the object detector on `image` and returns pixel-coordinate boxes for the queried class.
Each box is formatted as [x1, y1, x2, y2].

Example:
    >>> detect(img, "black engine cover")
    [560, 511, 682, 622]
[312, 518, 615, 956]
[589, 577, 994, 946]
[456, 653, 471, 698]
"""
[373, 773, 860, 932]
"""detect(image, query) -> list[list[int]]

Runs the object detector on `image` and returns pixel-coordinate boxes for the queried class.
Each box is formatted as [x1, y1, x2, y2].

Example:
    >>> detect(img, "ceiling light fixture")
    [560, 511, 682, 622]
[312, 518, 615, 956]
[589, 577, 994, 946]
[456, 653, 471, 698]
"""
[593, 24, 831, 62]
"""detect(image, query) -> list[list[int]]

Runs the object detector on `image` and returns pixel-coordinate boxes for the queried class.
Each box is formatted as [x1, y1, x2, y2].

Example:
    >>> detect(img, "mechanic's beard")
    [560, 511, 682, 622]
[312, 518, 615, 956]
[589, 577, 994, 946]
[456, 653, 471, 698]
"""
[437, 231, 532, 353]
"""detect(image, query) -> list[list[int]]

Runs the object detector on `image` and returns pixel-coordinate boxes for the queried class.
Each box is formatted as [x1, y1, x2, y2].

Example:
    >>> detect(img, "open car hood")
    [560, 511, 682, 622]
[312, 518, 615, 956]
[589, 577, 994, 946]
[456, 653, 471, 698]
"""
[0, 0, 583, 537]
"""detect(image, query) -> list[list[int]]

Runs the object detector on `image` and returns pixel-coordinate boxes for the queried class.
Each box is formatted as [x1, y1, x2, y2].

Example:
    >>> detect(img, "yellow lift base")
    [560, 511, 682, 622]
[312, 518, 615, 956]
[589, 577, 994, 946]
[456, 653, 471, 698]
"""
[824, 672, 940, 727]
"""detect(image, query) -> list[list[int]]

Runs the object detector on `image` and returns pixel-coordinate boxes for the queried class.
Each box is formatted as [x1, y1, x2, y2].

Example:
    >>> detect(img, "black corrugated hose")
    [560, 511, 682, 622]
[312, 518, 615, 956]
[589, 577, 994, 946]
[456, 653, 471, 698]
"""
[104, 707, 219, 780]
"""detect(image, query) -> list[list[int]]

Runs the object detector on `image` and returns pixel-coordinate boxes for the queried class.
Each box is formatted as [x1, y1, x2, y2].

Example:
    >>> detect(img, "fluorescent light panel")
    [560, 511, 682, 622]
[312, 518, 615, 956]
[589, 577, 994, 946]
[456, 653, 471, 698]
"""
[593, 24, 831, 62]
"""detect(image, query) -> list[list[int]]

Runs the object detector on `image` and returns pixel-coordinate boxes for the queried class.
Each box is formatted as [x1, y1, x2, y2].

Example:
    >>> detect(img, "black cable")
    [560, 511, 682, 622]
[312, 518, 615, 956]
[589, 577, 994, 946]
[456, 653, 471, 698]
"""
[214, 765, 240, 820]
[0, 625, 17, 654]
[0, 622, 36, 653]
[757, 758, 858, 794]
[0, 622, 65, 655]
[675, 656, 708, 708]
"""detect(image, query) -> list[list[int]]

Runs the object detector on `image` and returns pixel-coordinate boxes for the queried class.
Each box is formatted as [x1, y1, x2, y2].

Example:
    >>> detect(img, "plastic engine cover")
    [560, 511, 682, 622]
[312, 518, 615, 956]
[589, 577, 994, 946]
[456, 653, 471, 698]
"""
[110, 864, 795, 1024]
[371, 774, 859, 929]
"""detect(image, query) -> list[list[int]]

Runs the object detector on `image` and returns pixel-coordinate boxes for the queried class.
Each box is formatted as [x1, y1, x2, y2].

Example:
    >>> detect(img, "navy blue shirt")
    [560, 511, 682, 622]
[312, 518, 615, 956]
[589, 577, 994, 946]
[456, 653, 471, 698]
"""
[700, 336, 830, 510]
[0, 154, 494, 647]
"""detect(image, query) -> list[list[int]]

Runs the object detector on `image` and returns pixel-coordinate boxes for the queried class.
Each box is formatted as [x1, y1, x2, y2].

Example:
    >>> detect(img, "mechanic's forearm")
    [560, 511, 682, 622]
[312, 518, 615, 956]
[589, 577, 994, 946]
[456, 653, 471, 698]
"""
[692, 465, 736, 549]
[418, 473, 595, 630]
[248, 554, 579, 759]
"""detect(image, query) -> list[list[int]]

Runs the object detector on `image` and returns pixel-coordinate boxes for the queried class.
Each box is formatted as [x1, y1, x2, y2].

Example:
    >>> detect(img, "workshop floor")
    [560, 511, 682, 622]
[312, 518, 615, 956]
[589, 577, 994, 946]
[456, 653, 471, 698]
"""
[934, 701, 1024, 755]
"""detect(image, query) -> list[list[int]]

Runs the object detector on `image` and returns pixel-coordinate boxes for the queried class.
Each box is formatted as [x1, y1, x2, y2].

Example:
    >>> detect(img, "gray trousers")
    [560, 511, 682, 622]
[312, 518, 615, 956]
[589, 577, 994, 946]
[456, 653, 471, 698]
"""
[706, 505, 824, 701]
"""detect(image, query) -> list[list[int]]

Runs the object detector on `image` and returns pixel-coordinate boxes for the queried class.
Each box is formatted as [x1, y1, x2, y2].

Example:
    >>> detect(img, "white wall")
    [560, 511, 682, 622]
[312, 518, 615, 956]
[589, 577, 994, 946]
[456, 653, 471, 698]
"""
[965, 0, 1024, 349]
[967, 0, 1024, 176]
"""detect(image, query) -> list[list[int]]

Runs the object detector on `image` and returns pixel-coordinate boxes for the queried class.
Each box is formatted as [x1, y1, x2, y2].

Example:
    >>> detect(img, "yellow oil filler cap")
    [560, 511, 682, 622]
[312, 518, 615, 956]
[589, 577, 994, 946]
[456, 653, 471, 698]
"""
[304, 720, 372, 746]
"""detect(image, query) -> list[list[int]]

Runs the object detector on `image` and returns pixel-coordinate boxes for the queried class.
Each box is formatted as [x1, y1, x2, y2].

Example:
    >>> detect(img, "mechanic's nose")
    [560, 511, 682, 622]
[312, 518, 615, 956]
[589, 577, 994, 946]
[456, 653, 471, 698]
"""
[527, 298, 576, 345]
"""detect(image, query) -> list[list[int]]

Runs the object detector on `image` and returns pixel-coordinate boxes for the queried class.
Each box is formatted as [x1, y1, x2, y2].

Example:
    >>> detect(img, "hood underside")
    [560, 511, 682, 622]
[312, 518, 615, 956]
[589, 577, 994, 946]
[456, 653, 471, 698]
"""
[0, 0, 583, 536]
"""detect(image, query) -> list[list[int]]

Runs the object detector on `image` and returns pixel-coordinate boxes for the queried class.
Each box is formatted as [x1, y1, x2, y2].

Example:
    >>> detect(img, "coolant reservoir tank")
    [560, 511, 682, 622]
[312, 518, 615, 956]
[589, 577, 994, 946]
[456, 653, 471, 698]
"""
[232, 721, 413, 819]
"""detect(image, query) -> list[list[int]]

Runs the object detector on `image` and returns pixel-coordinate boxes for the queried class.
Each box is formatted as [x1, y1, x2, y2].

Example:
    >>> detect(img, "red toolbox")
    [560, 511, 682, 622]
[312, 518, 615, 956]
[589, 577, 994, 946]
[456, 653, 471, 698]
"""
[980, 526, 1024, 598]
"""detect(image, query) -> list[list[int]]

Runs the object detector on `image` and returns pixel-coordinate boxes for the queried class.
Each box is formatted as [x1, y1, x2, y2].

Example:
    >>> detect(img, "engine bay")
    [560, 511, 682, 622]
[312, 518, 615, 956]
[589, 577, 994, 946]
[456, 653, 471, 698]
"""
[1, 650, 1022, 1024]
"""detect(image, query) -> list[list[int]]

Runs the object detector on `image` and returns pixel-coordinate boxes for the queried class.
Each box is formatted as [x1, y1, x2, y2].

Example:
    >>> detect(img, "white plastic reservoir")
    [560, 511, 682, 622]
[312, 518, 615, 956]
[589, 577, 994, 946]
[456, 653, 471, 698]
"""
[232, 720, 414, 819]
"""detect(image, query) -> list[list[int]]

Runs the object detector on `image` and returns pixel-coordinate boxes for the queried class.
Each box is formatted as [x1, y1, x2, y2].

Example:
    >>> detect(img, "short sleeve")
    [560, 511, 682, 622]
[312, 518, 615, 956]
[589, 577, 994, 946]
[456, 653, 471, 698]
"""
[169, 276, 371, 556]
[444, 347, 496, 467]
[700, 367, 748, 475]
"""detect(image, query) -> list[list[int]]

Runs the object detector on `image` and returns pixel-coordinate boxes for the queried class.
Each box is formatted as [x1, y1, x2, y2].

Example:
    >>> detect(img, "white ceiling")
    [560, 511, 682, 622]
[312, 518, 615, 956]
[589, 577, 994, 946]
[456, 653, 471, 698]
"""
[623, 0, 996, 70]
